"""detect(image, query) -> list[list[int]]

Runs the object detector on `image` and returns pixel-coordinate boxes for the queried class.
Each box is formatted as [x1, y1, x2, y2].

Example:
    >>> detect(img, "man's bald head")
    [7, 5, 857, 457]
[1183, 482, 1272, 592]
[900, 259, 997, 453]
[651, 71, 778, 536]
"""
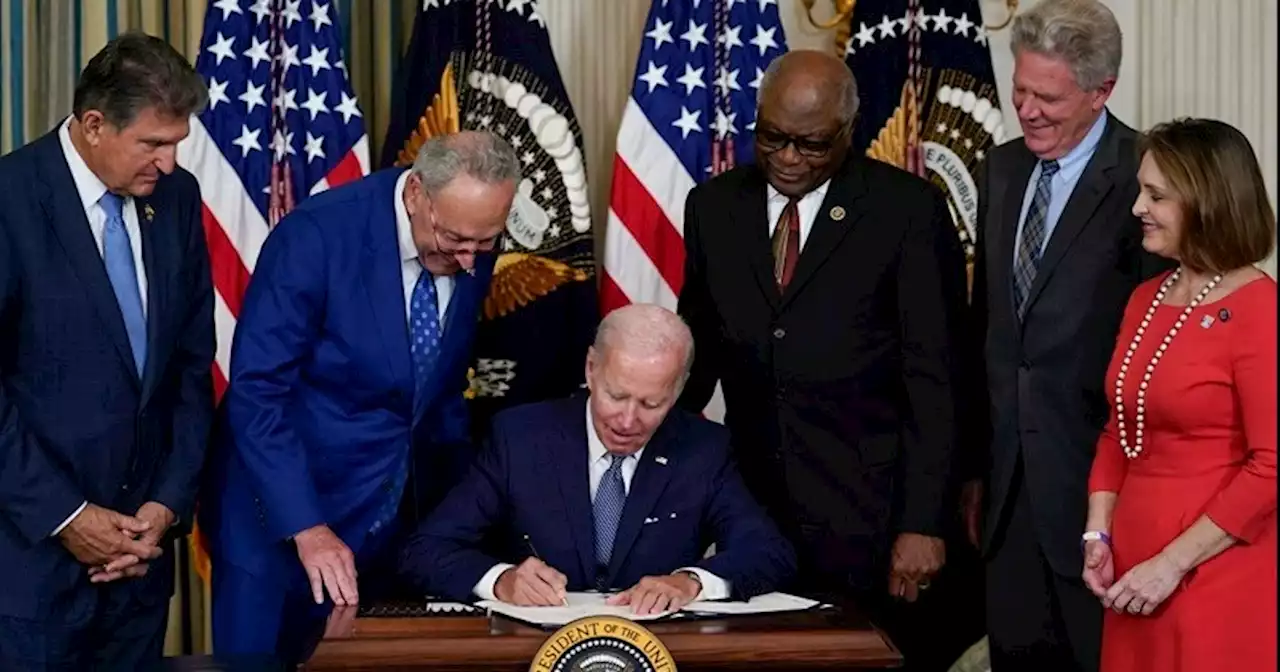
[754, 51, 857, 198]
[591, 304, 694, 377]
[758, 50, 859, 127]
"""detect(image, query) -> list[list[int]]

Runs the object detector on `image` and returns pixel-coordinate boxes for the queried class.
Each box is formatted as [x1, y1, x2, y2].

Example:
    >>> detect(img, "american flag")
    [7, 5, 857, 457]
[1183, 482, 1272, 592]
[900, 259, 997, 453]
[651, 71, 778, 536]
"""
[176, 0, 369, 577]
[601, 0, 787, 419]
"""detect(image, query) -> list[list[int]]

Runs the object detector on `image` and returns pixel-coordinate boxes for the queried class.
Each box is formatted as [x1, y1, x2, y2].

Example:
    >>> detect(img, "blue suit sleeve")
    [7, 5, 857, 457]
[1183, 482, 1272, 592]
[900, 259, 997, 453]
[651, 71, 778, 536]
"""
[399, 425, 508, 601]
[696, 440, 797, 599]
[0, 208, 85, 545]
[149, 176, 215, 529]
[225, 211, 328, 541]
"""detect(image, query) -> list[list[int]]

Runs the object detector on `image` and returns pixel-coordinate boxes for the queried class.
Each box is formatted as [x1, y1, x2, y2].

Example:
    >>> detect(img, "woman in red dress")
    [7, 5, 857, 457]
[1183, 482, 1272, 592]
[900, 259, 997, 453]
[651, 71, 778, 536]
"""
[1083, 118, 1276, 672]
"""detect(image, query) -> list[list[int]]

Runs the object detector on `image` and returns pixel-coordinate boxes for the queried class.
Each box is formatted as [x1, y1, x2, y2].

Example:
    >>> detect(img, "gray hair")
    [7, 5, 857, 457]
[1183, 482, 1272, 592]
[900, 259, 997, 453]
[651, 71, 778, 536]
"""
[592, 304, 695, 381]
[758, 55, 860, 126]
[1010, 0, 1123, 91]
[410, 131, 521, 194]
[74, 31, 208, 127]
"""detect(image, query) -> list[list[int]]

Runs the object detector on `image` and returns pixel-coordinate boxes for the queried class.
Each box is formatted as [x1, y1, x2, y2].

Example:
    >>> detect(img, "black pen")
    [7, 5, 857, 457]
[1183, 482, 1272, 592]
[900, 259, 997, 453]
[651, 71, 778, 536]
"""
[523, 534, 568, 606]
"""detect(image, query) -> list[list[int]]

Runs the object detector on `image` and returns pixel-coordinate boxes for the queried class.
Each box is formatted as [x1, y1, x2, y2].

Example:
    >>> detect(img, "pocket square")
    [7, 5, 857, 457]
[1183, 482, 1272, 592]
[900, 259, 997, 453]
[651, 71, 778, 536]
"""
[643, 517, 660, 524]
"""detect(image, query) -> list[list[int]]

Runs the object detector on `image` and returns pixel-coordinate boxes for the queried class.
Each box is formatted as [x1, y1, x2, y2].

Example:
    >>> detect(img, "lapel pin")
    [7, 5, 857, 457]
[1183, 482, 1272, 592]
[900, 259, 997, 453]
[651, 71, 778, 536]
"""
[143, 204, 155, 222]
[1200, 315, 1215, 329]
[1218, 308, 1231, 322]
[829, 206, 846, 221]
[668, 512, 677, 519]
[654, 456, 668, 465]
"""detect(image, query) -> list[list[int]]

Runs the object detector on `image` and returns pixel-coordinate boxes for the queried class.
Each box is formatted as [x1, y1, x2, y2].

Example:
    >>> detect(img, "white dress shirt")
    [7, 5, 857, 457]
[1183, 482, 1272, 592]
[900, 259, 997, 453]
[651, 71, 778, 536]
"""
[765, 179, 832, 250]
[472, 403, 731, 602]
[392, 170, 454, 325]
[50, 117, 150, 537]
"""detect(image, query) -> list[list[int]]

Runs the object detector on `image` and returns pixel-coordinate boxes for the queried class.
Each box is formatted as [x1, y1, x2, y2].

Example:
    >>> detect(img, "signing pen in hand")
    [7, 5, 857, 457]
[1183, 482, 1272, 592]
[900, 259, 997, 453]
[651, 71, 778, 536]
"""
[524, 534, 568, 607]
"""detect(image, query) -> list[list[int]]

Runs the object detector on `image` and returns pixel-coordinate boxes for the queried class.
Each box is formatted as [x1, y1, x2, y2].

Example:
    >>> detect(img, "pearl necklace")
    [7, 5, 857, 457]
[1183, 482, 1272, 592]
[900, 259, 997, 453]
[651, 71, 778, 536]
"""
[1115, 268, 1222, 459]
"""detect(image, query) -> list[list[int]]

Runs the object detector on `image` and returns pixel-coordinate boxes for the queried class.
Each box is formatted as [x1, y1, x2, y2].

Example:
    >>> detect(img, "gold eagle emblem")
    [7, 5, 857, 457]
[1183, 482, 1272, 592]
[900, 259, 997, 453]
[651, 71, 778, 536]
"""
[484, 253, 589, 320]
[393, 61, 461, 168]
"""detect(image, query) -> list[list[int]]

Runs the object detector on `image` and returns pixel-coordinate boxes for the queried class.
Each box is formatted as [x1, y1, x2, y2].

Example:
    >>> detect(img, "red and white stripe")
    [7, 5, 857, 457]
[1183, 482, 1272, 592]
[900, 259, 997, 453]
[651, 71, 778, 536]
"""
[177, 118, 369, 400]
[602, 98, 725, 422]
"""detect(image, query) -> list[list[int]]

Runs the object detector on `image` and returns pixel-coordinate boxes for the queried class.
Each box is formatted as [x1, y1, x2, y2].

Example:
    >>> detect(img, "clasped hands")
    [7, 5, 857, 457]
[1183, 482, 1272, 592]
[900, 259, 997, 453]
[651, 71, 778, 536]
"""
[494, 557, 702, 615]
[1082, 538, 1187, 616]
[59, 501, 175, 583]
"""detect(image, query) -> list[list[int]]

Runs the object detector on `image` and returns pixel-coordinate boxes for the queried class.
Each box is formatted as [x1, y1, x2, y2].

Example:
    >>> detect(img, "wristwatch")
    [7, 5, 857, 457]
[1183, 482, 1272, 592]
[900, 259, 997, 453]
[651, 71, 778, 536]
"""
[677, 570, 703, 597]
[1081, 530, 1112, 548]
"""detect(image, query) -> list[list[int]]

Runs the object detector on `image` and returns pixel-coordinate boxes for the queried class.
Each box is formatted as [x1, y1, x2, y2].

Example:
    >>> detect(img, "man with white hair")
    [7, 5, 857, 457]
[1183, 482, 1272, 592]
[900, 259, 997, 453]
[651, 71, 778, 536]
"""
[399, 304, 796, 613]
[963, 1, 1174, 669]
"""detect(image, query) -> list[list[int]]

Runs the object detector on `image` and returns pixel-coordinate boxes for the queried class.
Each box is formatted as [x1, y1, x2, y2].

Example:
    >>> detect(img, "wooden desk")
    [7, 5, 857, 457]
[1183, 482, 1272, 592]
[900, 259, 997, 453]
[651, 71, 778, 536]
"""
[307, 607, 902, 671]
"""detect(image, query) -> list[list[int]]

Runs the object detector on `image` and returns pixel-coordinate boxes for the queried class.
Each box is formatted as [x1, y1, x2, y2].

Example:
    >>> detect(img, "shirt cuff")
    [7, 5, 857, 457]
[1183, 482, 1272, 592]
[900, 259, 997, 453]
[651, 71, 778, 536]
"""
[51, 501, 88, 537]
[473, 563, 516, 601]
[678, 566, 730, 601]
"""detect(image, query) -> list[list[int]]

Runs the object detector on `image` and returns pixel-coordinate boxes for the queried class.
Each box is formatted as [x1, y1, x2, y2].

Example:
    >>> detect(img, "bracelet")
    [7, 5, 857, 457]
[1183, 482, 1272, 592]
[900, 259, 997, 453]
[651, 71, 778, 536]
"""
[1081, 530, 1112, 548]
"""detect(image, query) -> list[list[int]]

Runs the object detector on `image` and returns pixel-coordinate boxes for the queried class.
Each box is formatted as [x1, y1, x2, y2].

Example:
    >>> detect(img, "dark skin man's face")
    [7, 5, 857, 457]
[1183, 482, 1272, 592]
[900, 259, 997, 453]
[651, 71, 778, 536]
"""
[754, 84, 852, 198]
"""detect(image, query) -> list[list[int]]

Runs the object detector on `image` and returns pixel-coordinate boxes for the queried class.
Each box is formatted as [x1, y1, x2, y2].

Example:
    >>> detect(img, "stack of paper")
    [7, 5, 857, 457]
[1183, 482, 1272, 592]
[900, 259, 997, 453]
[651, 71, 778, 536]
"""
[476, 591, 819, 627]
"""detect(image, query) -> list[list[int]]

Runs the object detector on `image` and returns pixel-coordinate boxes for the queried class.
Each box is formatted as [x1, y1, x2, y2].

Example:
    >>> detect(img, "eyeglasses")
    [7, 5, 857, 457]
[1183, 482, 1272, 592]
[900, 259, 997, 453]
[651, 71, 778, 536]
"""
[421, 200, 501, 257]
[755, 126, 847, 158]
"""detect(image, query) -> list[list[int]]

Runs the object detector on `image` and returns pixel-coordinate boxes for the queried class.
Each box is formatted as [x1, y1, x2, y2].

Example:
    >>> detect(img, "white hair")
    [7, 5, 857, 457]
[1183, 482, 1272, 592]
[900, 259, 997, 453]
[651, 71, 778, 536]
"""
[410, 131, 521, 194]
[592, 304, 695, 379]
[1010, 0, 1123, 91]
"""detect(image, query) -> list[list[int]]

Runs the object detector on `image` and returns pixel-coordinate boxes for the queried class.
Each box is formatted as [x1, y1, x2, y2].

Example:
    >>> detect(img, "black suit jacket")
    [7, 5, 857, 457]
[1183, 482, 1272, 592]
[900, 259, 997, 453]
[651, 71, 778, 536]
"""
[968, 113, 1174, 576]
[0, 129, 215, 618]
[677, 156, 969, 592]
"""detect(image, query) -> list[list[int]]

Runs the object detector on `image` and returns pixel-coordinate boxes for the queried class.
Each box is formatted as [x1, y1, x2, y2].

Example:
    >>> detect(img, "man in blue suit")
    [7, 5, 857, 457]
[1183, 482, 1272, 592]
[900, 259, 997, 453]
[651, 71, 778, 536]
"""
[0, 34, 214, 669]
[201, 130, 519, 659]
[399, 304, 796, 614]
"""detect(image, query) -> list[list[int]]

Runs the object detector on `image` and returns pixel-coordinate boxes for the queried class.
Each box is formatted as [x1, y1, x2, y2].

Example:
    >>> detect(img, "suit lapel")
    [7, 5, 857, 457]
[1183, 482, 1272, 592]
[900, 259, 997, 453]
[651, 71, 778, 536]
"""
[735, 170, 781, 310]
[362, 183, 414, 417]
[779, 159, 866, 309]
[605, 420, 676, 584]
[1022, 118, 1122, 314]
[137, 196, 168, 406]
[553, 399, 597, 583]
[34, 134, 140, 387]
[995, 149, 1037, 329]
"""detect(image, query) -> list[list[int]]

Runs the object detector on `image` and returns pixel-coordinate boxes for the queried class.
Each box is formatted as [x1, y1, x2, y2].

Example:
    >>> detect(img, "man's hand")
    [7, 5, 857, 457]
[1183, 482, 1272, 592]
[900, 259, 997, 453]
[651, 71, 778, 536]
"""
[607, 573, 701, 615]
[888, 532, 946, 603]
[89, 501, 176, 583]
[59, 503, 162, 569]
[960, 480, 984, 548]
[295, 524, 358, 606]
[493, 558, 568, 606]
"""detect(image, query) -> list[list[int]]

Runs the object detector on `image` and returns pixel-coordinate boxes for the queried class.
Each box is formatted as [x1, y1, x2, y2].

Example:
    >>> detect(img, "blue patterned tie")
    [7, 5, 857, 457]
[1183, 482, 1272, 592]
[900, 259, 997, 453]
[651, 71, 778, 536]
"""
[99, 192, 147, 376]
[1012, 159, 1060, 318]
[371, 266, 441, 535]
[593, 455, 627, 569]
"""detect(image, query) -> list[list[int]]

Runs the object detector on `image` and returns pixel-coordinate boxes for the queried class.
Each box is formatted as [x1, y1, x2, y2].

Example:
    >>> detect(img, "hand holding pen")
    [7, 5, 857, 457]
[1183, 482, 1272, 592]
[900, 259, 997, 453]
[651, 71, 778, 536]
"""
[493, 534, 569, 607]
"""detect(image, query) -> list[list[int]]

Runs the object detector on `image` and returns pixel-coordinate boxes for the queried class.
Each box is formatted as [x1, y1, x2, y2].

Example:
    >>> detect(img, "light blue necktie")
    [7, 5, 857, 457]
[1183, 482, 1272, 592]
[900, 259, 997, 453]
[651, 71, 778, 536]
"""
[593, 455, 627, 569]
[1012, 159, 1060, 317]
[370, 266, 441, 535]
[98, 192, 147, 376]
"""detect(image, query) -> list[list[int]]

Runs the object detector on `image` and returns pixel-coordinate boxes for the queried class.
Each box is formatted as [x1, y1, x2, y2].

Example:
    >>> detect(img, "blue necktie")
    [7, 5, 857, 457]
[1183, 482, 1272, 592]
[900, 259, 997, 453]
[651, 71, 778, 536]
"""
[593, 455, 627, 569]
[1012, 159, 1060, 317]
[370, 266, 441, 535]
[99, 192, 147, 376]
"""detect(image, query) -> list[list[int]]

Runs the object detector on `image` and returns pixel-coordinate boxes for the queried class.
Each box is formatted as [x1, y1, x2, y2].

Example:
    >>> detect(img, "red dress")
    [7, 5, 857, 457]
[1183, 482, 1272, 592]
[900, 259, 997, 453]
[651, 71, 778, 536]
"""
[1088, 273, 1277, 672]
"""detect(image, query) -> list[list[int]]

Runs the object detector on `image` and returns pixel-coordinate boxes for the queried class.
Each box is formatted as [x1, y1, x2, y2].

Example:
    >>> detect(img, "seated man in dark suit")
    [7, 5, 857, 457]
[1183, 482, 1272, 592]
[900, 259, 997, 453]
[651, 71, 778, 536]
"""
[399, 304, 796, 614]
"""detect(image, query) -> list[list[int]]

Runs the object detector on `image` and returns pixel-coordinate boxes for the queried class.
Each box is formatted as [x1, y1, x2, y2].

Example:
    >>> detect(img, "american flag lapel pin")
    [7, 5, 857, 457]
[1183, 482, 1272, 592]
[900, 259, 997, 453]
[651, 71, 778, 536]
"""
[654, 456, 668, 465]
[1200, 315, 1215, 329]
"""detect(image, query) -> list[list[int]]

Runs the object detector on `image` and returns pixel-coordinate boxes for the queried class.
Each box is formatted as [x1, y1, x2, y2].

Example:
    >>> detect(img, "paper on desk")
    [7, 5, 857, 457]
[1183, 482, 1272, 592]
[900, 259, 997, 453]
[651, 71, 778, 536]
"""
[477, 592, 672, 627]
[682, 591, 820, 615]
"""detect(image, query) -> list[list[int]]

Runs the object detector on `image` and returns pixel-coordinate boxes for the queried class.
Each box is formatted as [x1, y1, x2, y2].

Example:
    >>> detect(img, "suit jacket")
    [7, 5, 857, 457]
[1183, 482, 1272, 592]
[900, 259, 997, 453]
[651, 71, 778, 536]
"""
[969, 112, 1174, 576]
[676, 156, 969, 592]
[200, 168, 489, 583]
[399, 396, 796, 602]
[0, 130, 214, 619]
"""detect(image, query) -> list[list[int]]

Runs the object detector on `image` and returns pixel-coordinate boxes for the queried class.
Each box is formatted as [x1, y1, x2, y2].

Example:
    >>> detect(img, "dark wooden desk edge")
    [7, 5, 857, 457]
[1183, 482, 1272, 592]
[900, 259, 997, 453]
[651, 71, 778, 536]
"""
[307, 613, 903, 670]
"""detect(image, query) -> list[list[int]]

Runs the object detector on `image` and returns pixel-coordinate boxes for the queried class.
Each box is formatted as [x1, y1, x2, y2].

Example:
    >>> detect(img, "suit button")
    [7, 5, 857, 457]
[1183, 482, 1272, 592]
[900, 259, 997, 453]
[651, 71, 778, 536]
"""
[773, 327, 786, 339]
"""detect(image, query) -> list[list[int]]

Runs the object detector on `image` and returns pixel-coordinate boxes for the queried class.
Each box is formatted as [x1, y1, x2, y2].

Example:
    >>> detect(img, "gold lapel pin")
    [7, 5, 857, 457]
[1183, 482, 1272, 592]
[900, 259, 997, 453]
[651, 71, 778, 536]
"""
[143, 204, 155, 222]
[829, 205, 846, 221]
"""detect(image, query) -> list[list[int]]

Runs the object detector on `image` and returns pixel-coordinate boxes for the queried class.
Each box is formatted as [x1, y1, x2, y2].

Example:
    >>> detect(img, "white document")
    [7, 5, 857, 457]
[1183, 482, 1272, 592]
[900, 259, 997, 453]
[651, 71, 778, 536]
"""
[477, 592, 672, 627]
[477, 591, 818, 627]
[681, 592, 820, 615]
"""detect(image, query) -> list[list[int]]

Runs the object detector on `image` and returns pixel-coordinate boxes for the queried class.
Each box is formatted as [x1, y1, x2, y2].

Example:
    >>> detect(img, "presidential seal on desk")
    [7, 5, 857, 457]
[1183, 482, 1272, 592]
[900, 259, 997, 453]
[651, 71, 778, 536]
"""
[530, 615, 676, 672]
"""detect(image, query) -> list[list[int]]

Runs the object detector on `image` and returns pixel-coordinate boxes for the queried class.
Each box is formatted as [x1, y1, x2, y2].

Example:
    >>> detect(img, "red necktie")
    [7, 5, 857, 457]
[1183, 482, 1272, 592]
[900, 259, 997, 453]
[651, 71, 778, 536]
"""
[771, 198, 801, 290]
